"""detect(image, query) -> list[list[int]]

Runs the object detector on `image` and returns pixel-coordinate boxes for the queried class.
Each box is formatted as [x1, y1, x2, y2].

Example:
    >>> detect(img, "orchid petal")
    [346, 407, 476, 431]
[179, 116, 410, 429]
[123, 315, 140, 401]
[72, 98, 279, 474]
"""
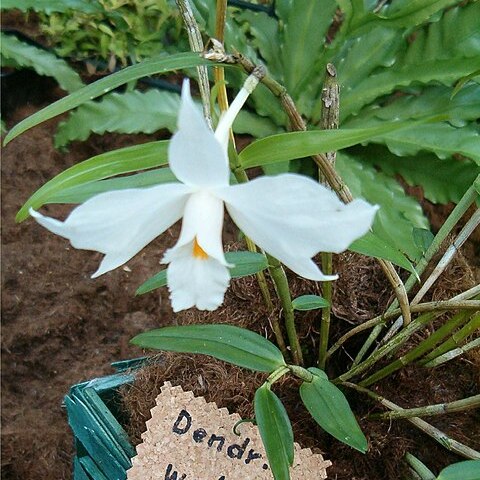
[166, 242, 230, 312]
[162, 190, 228, 266]
[168, 81, 229, 188]
[217, 174, 378, 281]
[30, 183, 193, 277]
[215, 74, 261, 150]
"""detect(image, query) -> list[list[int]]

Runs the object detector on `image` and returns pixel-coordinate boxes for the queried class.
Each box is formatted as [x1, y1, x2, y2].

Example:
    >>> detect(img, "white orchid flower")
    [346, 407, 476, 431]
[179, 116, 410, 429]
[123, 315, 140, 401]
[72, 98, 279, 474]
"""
[30, 77, 378, 312]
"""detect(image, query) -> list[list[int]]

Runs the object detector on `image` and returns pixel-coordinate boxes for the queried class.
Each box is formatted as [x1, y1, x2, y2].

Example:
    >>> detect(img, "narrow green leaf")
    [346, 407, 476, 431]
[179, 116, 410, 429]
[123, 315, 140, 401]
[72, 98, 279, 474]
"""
[437, 460, 480, 480]
[349, 232, 416, 274]
[54, 90, 180, 148]
[16, 140, 169, 222]
[4, 52, 215, 144]
[131, 325, 286, 373]
[300, 368, 368, 453]
[48, 167, 177, 204]
[239, 122, 417, 169]
[292, 295, 329, 311]
[254, 384, 294, 480]
[0, 33, 83, 93]
[135, 251, 268, 295]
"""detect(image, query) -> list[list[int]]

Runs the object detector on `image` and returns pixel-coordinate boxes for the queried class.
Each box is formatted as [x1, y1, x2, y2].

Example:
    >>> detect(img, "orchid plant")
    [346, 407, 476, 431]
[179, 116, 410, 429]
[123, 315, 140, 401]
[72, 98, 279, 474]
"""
[5, 1, 480, 479]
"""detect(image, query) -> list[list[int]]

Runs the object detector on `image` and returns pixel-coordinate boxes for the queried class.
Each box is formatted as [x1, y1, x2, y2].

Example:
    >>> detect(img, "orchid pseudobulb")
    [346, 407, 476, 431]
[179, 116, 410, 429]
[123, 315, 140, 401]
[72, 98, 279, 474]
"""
[30, 77, 378, 312]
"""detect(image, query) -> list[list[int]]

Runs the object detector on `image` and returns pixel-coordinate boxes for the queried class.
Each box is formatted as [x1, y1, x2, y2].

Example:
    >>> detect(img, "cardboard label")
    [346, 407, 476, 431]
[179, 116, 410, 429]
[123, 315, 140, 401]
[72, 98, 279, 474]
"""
[127, 382, 331, 480]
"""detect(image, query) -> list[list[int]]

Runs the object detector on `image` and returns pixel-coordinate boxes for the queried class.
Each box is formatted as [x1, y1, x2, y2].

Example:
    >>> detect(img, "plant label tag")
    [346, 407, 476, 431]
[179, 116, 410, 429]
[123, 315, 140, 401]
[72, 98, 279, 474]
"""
[127, 382, 331, 480]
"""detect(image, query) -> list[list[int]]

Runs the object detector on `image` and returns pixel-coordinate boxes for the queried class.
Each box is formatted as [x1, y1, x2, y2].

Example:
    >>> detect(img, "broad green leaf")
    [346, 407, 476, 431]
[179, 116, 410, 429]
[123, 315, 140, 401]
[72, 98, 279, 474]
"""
[16, 141, 169, 222]
[292, 295, 329, 311]
[131, 325, 286, 373]
[0, 0, 101, 13]
[254, 384, 294, 480]
[413, 228, 434, 256]
[349, 0, 460, 34]
[136, 251, 269, 295]
[277, 0, 337, 98]
[341, 3, 480, 117]
[54, 90, 180, 148]
[300, 368, 367, 453]
[0, 33, 83, 93]
[357, 145, 479, 204]
[49, 167, 177, 204]
[4, 52, 216, 144]
[238, 121, 417, 169]
[345, 84, 480, 126]
[437, 460, 480, 480]
[349, 232, 416, 274]
[337, 153, 429, 262]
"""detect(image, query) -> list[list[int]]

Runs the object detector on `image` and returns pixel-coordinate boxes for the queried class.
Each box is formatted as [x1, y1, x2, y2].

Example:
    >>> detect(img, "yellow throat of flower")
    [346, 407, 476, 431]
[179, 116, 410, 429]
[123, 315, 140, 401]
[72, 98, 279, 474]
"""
[192, 237, 209, 260]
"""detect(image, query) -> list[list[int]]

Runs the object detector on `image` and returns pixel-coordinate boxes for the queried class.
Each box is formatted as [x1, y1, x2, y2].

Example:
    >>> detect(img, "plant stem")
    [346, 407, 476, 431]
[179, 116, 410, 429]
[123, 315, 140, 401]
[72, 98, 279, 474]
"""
[327, 299, 480, 358]
[268, 255, 303, 365]
[423, 337, 480, 367]
[342, 382, 480, 460]
[175, 0, 212, 128]
[359, 309, 473, 387]
[265, 366, 290, 387]
[335, 299, 480, 383]
[371, 394, 480, 420]
[203, 47, 412, 334]
[318, 64, 339, 369]
[214, 0, 229, 114]
[420, 312, 480, 365]
[288, 364, 314, 382]
[353, 179, 479, 365]
[404, 453, 436, 480]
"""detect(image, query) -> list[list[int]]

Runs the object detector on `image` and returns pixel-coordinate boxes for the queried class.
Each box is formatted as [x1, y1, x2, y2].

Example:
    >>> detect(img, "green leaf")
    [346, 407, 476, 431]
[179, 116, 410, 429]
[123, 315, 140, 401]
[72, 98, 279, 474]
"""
[349, 0, 460, 34]
[277, 0, 337, 98]
[16, 141, 169, 222]
[341, 3, 480, 118]
[131, 325, 286, 373]
[136, 251, 268, 295]
[436, 460, 480, 480]
[233, 110, 281, 139]
[413, 228, 434, 256]
[54, 90, 180, 148]
[239, 121, 416, 169]
[4, 52, 216, 144]
[292, 295, 329, 311]
[0, 33, 83, 93]
[254, 384, 294, 480]
[48, 167, 177, 204]
[300, 368, 368, 453]
[1, 0, 101, 13]
[349, 232, 416, 274]
[337, 152, 429, 262]
[356, 145, 480, 204]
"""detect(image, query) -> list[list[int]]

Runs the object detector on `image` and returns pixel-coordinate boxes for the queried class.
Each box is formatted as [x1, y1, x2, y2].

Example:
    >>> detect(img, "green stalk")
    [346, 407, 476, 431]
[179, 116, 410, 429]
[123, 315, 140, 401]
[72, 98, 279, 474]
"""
[327, 299, 480, 359]
[318, 64, 339, 369]
[404, 453, 436, 480]
[343, 382, 480, 460]
[353, 178, 479, 366]
[419, 312, 480, 365]
[268, 255, 303, 365]
[359, 310, 472, 387]
[372, 394, 480, 420]
[423, 337, 480, 367]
